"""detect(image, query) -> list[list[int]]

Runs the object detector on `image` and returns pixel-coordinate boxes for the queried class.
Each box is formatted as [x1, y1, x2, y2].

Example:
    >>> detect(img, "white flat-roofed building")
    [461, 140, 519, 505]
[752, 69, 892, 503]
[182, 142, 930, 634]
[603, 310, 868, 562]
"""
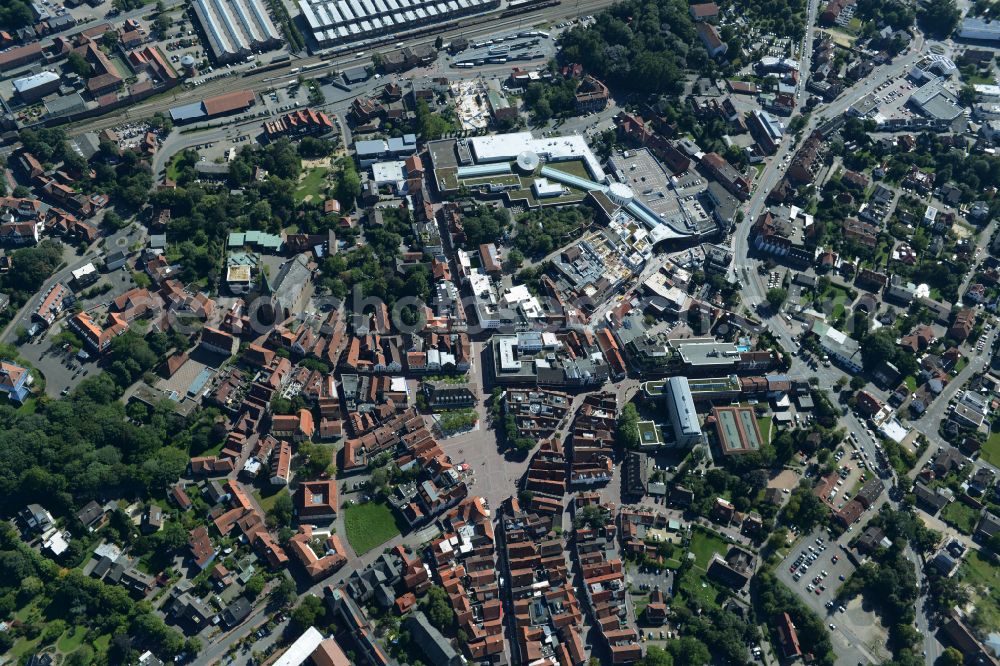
[532, 177, 563, 198]
[468, 131, 608, 181]
[71, 263, 99, 287]
[370, 160, 407, 188]
[975, 84, 1000, 102]
[12, 70, 60, 102]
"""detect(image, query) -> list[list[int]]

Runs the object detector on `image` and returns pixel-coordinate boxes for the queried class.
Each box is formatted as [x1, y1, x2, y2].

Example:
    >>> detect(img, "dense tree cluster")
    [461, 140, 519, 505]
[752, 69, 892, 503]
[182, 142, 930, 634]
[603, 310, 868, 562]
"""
[616, 403, 640, 449]
[558, 0, 699, 96]
[522, 78, 579, 122]
[90, 149, 155, 212]
[0, 240, 63, 316]
[742, 0, 806, 39]
[781, 485, 828, 531]
[0, 523, 190, 660]
[917, 0, 960, 37]
[461, 204, 510, 249]
[0, 0, 33, 28]
[318, 206, 432, 311]
[838, 541, 920, 658]
[860, 329, 919, 377]
[415, 100, 456, 141]
[670, 601, 756, 664]
[512, 206, 591, 258]
[0, 350, 230, 522]
[19, 129, 71, 165]
[422, 585, 455, 631]
[855, 0, 914, 30]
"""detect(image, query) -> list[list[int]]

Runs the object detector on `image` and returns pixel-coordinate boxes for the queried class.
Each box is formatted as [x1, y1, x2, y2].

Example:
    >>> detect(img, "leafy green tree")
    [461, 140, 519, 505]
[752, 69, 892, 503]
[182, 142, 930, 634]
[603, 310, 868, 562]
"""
[423, 585, 455, 630]
[245, 574, 265, 599]
[939, 647, 965, 666]
[766, 287, 787, 308]
[65, 52, 93, 77]
[918, 0, 959, 37]
[860, 329, 895, 371]
[290, 595, 325, 630]
[639, 646, 673, 666]
[617, 403, 641, 449]
[273, 576, 297, 606]
[268, 493, 294, 528]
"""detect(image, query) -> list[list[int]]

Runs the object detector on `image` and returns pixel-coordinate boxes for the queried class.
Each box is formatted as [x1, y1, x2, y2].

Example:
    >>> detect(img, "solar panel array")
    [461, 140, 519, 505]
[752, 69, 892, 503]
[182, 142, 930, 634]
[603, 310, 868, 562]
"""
[298, 0, 499, 46]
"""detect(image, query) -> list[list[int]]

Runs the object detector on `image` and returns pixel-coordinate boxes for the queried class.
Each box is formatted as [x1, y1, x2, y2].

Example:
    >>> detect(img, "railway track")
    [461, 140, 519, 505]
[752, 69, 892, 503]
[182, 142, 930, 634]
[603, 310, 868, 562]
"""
[66, 0, 615, 136]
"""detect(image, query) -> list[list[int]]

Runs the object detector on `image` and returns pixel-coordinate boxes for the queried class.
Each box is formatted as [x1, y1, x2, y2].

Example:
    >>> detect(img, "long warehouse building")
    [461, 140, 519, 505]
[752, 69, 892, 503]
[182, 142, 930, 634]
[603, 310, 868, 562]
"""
[299, 0, 500, 47]
[193, 0, 282, 63]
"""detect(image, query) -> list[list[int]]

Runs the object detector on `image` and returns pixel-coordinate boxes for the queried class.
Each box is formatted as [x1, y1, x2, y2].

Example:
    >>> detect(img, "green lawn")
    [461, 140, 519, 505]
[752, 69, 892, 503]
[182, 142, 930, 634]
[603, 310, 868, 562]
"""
[344, 501, 402, 555]
[8, 636, 42, 660]
[689, 529, 729, 570]
[57, 626, 87, 653]
[546, 159, 593, 180]
[961, 551, 1000, 632]
[904, 375, 918, 392]
[255, 486, 288, 514]
[941, 501, 980, 535]
[166, 151, 185, 181]
[675, 566, 721, 608]
[295, 167, 330, 202]
[190, 438, 224, 458]
[16, 397, 38, 414]
[757, 416, 772, 444]
[982, 432, 1000, 467]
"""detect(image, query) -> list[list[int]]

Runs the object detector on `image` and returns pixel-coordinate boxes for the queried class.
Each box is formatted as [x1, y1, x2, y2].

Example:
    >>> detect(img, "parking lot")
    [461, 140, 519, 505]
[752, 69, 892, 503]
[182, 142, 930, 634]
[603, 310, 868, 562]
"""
[776, 529, 889, 664]
[870, 75, 920, 120]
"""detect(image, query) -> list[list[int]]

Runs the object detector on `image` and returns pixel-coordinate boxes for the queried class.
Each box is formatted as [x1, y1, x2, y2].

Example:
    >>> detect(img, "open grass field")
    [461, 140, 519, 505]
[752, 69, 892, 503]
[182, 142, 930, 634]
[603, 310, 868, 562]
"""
[295, 167, 329, 202]
[675, 566, 721, 608]
[57, 626, 87, 653]
[689, 528, 728, 570]
[344, 501, 402, 555]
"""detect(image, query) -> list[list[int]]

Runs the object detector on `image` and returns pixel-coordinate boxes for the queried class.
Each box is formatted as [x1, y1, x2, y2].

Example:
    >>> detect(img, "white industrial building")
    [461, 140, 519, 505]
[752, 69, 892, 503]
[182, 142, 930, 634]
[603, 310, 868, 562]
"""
[299, 0, 500, 47]
[193, 0, 282, 63]
[960, 17, 1000, 42]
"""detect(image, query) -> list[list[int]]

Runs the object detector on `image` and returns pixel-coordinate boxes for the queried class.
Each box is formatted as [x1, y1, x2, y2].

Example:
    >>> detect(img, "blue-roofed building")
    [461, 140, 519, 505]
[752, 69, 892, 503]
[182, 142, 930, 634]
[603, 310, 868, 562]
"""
[229, 230, 282, 252]
[169, 101, 207, 123]
[665, 376, 702, 447]
[0, 360, 32, 403]
[386, 134, 417, 156]
[355, 139, 388, 165]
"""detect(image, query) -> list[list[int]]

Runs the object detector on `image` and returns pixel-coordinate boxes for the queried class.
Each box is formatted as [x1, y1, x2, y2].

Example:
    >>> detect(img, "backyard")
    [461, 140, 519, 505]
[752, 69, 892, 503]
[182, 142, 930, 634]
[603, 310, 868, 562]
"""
[982, 431, 1000, 467]
[344, 500, 402, 555]
[689, 528, 729, 570]
[961, 551, 1000, 634]
[940, 500, 980, 535]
